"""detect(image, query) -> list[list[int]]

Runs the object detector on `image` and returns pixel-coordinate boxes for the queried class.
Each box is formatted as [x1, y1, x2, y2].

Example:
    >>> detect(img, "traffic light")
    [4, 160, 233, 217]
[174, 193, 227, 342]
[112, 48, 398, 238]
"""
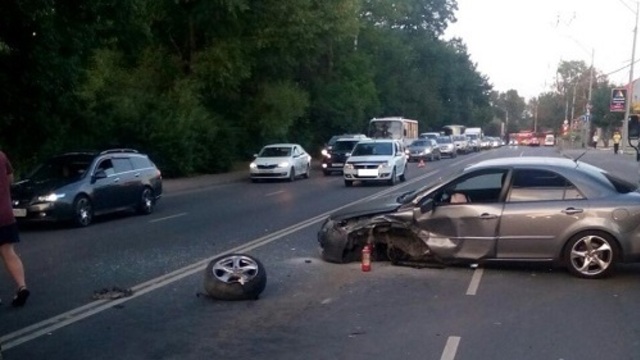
[629, 115, 640, 140]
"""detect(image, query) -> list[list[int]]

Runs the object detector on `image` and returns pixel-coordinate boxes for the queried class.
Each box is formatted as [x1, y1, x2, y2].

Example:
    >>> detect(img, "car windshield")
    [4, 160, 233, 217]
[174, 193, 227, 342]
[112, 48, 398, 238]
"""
[351, 142, 393, 156]
[436, 137, 452, 144]
[259, 147, 292, 157]
[409, 140, 430, 147]
[28, 154, 93, 182]
[333, 140, 360, 152]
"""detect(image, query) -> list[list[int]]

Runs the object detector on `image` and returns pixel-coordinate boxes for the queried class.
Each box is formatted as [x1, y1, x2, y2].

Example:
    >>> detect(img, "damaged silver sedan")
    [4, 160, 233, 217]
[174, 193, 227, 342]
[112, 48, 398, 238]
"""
[318, 156, 640, 279]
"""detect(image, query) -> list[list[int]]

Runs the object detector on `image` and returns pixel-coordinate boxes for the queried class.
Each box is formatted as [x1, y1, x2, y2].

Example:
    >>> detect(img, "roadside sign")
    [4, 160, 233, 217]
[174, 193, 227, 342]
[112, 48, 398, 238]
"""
[610, 88, 627, 112]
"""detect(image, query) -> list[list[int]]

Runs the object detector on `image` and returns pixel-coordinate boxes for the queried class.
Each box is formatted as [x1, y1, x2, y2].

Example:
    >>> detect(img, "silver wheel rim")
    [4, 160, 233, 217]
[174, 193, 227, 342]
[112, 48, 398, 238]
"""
[142, 189, 153, 211]
[77, 199, 91, 225]
[211, 255, 260, 285]
[570, 235, 613, 276]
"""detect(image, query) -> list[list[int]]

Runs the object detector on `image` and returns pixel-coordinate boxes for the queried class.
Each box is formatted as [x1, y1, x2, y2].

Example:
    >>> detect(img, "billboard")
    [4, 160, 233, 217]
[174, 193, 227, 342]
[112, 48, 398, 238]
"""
[610, 88, 627, 112]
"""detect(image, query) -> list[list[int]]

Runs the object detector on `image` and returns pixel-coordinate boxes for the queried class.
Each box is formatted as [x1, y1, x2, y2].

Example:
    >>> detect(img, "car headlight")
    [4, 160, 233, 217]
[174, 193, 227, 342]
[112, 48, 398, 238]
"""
[378, 161, 392, 169]
[250, 163, 257, 169]
[37, 193, 65, 202]
[324, 154, 331, 159]
[424, 148, 432, 154]
[321, 149, 328, 156]
[344, 163, 354, 170]
[277, 161, 290, 168]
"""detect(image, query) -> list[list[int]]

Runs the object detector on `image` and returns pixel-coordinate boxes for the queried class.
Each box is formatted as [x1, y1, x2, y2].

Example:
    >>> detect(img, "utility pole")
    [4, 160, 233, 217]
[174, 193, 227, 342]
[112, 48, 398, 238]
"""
[623, 1, 639, 154]
[584, 49, 594, 148]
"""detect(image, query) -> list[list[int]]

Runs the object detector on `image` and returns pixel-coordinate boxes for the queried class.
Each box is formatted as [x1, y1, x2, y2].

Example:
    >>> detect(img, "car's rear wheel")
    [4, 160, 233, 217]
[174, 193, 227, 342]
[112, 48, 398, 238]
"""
[137, 187, 155, 215]
[203, 254, 267, 301]
[72, 195, 93, 227]
[303, 163, 310, 179]
[288, 167, 296, 182]
[564, 231, 618, 279]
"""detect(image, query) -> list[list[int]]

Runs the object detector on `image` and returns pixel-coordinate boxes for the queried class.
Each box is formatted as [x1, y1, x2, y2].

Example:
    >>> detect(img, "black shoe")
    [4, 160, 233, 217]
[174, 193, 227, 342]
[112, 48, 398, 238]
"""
[11, 287, 29, 307]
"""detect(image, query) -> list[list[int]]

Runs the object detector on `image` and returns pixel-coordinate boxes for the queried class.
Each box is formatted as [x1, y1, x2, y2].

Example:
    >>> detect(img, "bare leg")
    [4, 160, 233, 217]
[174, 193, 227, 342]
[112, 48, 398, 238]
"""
[0, 243, 26, 289]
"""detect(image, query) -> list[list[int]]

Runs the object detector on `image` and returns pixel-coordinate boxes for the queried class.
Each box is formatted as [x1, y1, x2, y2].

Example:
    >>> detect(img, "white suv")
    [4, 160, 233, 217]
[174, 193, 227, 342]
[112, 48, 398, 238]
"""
[343, 139, 407, 187]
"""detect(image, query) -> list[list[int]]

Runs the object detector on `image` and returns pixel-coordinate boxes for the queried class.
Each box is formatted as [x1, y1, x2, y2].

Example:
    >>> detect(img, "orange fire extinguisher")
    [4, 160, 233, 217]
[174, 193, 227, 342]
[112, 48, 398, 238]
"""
[361, 244, 372, 272]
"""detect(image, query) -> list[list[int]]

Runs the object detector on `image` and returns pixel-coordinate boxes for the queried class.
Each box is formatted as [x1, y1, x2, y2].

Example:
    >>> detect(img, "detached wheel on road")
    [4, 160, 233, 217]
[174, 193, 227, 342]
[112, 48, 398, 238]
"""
[204, 254, 267, 300]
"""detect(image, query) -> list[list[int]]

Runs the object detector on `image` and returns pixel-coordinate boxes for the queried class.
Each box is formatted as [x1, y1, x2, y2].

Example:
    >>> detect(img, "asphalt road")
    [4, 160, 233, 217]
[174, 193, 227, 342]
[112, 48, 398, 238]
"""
[2, 145, 640, 360]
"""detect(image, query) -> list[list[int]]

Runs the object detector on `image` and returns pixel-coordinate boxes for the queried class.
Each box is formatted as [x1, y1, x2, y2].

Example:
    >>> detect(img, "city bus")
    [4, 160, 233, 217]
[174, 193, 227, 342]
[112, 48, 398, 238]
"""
[368, 117, 419, 146]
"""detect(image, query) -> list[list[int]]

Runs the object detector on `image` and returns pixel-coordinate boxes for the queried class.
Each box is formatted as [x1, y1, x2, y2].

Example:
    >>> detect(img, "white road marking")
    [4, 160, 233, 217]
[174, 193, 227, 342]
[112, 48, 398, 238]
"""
[466, 268, 484, 296]
[265, 190, 284, 197]
[440, 336, 461, 360]
[149, 212, 188, 223]
[0, 167, 443, 350]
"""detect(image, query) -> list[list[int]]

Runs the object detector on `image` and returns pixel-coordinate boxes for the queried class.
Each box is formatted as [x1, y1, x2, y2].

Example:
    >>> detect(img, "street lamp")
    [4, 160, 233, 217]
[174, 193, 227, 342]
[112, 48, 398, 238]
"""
[622, 1, 639, 154]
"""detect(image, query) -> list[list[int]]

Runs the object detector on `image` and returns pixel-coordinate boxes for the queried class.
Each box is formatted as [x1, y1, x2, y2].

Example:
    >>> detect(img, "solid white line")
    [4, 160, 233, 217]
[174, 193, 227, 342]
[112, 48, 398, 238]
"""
[466, 268, 484, 296]
[149, 212, 188, 223]
[265, 190, 284, 197]
[440, 336, 461, 360]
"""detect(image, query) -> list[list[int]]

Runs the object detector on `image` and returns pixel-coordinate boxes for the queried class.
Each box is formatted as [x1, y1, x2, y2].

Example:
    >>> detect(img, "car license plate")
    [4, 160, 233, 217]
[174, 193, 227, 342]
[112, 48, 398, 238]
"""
[358, 169, 378, 176]
[332, 163, 344, 167]
[13, 208, 26, 217]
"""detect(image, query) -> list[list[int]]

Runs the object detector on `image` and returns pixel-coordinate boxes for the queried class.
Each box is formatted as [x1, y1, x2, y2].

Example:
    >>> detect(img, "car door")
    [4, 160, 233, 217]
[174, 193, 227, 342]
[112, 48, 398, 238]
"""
[394, 141, 407, 175]
[292, 146, 303, 174]
[413, 168, 508, 260]
[112, 157, 139, 208]
[91, 158, 119, 213]
[497, 168, 588, 259]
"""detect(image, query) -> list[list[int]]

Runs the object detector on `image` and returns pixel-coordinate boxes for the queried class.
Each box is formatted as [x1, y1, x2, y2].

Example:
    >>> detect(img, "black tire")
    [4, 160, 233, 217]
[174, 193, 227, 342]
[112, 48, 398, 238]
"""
[399, 166, 406, 182]
[137, 187, 155, 215]
[288, 167, 296, 182]
[72, 195, 93, 227]
[303, 163, 310, 179]
[203, 254, 267, 301]
[387, 168, 396, 186]
[563, 231, 618, 279]
[344, 180, 353, 187]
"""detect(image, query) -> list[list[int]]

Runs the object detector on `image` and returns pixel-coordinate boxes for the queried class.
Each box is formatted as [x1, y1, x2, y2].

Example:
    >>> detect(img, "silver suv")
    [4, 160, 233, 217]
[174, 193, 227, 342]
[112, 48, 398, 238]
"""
[343, 139, 407, 186]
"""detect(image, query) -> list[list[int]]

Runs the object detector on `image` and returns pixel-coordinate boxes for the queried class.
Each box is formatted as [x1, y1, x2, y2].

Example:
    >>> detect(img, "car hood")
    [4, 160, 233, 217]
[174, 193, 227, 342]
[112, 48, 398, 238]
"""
[11, 178, 76, 200]
[253, 157, 292, 165]
[329, 193, 402, 221]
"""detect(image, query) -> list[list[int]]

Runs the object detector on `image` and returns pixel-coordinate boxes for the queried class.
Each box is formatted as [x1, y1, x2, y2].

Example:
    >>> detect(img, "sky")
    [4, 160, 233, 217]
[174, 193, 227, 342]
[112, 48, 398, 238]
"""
[444, 0, 640, 100]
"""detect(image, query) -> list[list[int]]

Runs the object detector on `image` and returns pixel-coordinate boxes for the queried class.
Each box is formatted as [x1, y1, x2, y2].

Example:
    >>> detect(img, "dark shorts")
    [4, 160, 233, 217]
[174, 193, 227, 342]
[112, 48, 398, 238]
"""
[0, 222, 20, 245]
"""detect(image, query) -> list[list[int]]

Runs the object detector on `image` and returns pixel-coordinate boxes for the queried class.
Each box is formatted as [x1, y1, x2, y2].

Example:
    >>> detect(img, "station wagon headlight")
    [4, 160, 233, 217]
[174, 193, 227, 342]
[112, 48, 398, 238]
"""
[277, 161, 290, 168]
[37, 193, 65, 202]
[324, 153, 331, 159]
[321, 149, 328, 156]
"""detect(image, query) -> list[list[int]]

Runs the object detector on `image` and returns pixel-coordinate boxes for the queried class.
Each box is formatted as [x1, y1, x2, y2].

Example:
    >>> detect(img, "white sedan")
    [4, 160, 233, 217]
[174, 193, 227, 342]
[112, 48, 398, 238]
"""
[250, 143, 311, 182]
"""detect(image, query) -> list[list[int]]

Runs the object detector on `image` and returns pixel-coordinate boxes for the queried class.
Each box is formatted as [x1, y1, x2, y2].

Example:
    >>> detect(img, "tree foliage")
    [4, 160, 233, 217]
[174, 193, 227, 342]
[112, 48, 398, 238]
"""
[2, 0, 497, 177]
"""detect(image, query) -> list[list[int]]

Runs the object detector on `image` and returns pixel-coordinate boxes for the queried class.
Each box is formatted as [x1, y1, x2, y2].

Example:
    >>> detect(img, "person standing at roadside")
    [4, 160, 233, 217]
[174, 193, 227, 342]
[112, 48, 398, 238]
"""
[613, 131, 622, 154]
[0, 150, 29, 307]
[592, 133, 599, 149]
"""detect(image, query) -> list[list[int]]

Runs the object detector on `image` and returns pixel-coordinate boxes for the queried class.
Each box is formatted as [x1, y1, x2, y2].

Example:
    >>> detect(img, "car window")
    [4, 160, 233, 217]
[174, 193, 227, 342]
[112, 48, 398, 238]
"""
[113, 158, 134, 173]
[352, 142, 393, 156]
[260, 147, 291, 157]
[130, 156, 152, 170]
[435, 169, 507, 204]
[96, 159, 115, 176]
[507, 169, 583, 202]
[334, 140, 360, 151]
